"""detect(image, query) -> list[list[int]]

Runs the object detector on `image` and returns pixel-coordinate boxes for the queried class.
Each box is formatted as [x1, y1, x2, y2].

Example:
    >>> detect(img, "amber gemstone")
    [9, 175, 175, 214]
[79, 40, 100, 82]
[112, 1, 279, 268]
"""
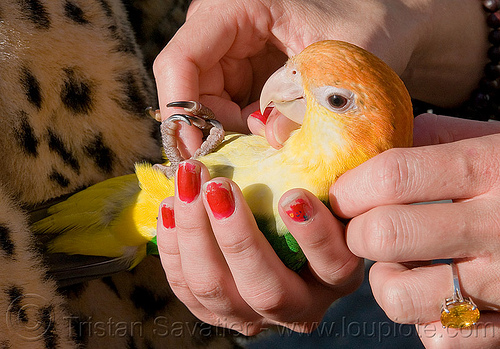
[441, 302, 480, 328]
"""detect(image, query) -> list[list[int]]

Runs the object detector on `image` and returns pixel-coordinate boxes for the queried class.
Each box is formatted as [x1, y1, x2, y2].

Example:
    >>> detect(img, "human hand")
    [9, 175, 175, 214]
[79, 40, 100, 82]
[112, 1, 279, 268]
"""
[156, 160, 363, 335]
[154, 0, 487, 153]
[331, 113, 500, 348]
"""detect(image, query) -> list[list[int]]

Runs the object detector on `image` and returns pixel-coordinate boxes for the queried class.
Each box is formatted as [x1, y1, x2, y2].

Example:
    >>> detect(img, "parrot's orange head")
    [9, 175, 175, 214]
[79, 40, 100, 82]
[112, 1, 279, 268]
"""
[260, 40, 413, 173]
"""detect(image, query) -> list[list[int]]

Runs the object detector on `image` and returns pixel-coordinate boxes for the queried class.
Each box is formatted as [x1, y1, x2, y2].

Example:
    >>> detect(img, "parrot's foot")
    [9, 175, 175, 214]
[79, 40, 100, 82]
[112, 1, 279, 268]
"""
[146, 102, 225, 178]
[152, 163, 177, 178]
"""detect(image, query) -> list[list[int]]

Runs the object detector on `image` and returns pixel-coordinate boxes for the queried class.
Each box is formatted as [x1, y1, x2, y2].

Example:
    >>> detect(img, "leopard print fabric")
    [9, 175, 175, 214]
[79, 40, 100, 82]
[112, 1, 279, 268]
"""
[0, 0, 242, 347]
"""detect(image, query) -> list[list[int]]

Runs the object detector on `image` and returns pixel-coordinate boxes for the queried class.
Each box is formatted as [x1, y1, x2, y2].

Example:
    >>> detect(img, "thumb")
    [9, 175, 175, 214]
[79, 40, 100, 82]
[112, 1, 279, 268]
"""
[413, 113, 500, 147]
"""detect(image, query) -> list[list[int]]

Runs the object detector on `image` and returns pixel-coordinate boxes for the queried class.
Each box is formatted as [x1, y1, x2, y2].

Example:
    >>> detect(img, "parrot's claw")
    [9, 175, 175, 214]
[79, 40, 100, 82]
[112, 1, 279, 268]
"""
[166, 100, 216, 121]
[167, 113, 194, 125]
[148, 101, 225, 178]
[145, 106, 161, 122]
[166, 113, 219, 131]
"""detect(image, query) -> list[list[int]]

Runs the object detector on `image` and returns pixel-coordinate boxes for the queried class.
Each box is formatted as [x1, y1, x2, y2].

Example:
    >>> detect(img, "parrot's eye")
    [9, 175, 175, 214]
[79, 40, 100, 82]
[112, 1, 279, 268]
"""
[327, 94, 348, 109]
[314, 86, 356, 114]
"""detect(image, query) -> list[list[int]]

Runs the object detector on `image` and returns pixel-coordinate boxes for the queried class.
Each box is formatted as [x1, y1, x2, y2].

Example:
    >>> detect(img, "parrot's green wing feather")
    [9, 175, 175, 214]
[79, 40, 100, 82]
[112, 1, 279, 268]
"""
[255, 216, 306, 271]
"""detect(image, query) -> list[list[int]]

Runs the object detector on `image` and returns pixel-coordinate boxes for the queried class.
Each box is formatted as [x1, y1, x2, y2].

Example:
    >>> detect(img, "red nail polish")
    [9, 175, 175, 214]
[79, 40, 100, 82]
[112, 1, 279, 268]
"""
[205, 181, 235, 219]
[250, 107, 272, 124]
[161, 204, 175, 229]
[281, 195, 313, 222]
[177, 162, 200, 203]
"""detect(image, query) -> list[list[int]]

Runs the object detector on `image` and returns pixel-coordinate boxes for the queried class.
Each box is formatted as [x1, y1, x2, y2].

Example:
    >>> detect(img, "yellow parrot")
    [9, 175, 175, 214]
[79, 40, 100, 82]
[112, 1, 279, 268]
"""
[33, 40, 413, 281]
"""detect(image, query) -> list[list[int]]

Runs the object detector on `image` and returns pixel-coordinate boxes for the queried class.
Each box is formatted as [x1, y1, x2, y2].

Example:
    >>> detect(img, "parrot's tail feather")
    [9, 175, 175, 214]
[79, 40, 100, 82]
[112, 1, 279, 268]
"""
[30, 164, 170, 269]
[44, 246, 146, 287]
[31, 173, 141, 236]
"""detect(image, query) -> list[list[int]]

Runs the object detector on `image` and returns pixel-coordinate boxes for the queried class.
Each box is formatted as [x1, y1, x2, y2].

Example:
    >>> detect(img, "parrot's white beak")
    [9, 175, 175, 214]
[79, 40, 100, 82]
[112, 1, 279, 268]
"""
[260, 64, 306, 125]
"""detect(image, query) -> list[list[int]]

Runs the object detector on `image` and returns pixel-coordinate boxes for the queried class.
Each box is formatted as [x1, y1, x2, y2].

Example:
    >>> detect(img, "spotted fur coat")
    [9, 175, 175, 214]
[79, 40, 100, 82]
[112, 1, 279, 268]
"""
[0, 0, 242, 347]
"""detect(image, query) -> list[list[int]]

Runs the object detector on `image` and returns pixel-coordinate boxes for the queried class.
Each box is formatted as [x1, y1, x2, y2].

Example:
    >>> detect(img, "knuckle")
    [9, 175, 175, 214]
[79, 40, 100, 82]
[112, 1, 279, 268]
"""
[250, 289, 290, 317]
[453, 138, 499, 194]
[157, 239, 178, 257]
[188, 278, 225, 301]
[378, 282, 409, 322]
[166, 275, 191, 298]
[361, 208, 400, 260]
[453, 151, 476, 190]
[152, 51, 168, 78]
[153, 40, 184, 79]
[305, 225, 334, 251]
[218, 234, 256, 259]
[482, 204, 500, 243]
[167, 278, 188, 291]
[465, 149, 495, 190]
[306, 239, 364, 286]
[371, 149, 410, 201]
[323, 255, 364, 287]
[378, 277, 421, 323]
[175, 219, 207, 237]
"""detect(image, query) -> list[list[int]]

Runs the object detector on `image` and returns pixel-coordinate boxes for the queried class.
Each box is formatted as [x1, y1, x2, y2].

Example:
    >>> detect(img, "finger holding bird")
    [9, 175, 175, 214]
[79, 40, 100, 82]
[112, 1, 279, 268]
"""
[33, 40, 413, 280]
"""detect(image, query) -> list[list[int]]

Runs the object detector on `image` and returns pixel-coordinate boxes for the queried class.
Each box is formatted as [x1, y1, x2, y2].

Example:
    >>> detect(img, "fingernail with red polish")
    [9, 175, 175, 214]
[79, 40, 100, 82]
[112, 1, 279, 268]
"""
[177, 161, 201, 203]
[161, 204, 175, 229]
[205, 180, 235, 219]
[250, 107, 271, 125]
[281, 194, 313, 223]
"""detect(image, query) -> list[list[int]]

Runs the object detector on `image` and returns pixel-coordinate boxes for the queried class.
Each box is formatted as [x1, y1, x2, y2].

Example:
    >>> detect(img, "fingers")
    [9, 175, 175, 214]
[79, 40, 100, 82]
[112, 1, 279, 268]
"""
[157, 196, 211, 320]
[370, 259, 500, 326]
[200, 178, 319, 323]
[159, 163, 362, 332]
[158, 161, 352, 334]
[331, 133, 500, 218]
[278, 189, 364, 290]
[247, 108, 270, 138]
[199, 183, 362, 329]
[369, 262, 452, 324]
[346, 199, 500, 262]
[173, 161, 263, 327]
[264, 110, 301, 149]
[413, 113, 500, 147]
[248, 108, 301, 149]
[153, 9, 234, 110]
[335, 116, 500, 346]
[153, 0, 274, 127]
